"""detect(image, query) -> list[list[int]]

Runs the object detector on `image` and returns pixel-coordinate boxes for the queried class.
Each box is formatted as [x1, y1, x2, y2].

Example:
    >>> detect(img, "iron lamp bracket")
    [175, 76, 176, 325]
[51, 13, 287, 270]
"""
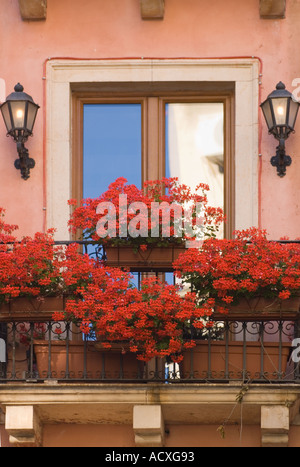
[15, 142, 35, 180]
[270, 138, 291, 178]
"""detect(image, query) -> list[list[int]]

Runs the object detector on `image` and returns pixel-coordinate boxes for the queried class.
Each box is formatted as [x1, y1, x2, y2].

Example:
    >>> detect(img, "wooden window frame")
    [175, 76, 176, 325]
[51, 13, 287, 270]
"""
[72, 87, 235, 238]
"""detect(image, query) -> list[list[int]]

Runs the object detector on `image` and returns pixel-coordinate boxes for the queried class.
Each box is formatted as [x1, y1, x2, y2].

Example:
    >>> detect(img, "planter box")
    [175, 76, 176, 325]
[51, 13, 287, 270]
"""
[34, 340, 144, 380]
[213, 296, 300, 321]
[0, 296, 66, 322]
[181, 340, 291, 381]
[104, 244, 186, 270]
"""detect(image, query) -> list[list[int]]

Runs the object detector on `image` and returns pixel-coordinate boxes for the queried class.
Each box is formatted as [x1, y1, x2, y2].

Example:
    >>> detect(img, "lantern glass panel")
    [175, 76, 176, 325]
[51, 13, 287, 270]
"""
[26, 102, 39, 133]
[10, 101, 26, 129]
[0, 102, 12, 133]
[272, 98, 288, 126]
[288, 98, 300, 130]
[261, 99, 273, 131]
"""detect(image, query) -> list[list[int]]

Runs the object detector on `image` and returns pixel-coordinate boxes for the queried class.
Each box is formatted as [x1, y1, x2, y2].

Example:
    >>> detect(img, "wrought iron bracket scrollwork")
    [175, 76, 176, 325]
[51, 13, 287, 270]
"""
[270, 138, 291, 178]
[15, 142, 35, 180]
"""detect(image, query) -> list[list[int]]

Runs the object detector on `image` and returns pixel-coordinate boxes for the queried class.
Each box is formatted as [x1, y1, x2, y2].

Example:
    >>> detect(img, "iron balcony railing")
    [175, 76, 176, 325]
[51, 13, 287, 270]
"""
[0, 317, 299, 384]
[0, 239, 300, 384]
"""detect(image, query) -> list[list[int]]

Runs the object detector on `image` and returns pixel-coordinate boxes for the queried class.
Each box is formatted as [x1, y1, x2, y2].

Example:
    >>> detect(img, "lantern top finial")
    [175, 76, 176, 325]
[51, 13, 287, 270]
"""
[14, 83, 24, 93]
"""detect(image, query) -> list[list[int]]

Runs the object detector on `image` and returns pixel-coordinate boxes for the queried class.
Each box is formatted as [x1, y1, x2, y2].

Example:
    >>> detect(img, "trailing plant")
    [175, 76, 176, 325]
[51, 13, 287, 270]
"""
[53, 268, 212, 363]
[0, 209, 95, 304]
[68, 177, 224, 251]
[0, 207, 214, 362]
[173, 227, 300, 315]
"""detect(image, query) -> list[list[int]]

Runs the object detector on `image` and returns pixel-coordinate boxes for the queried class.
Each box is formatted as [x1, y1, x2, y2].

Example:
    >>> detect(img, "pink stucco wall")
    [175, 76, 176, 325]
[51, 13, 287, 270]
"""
[33, 423, 300, 448]
[2, 423, 300, 447]
[0, 0, 300, 239]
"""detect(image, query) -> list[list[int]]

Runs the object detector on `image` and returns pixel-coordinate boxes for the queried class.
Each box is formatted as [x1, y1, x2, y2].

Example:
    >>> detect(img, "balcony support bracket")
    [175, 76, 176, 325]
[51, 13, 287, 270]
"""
[133, 405, 165, 447]
[261, 405, 289, 447]
[140, 0, 165, 20]
[18, 0, 47, 20]
[5, 405, 42, 447]
[259, 0, 286, 19]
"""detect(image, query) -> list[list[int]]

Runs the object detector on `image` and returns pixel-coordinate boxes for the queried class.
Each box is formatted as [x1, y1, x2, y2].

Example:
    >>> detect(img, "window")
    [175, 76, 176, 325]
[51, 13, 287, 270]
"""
[73, 87, 234, 237]
[46, 59, 259, 239]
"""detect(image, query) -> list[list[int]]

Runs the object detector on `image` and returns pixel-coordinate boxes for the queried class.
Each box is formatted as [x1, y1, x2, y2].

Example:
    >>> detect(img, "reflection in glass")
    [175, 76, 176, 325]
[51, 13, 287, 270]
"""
[83, 104, 142, 199]
[83, 103, 142, 266]
[165, 103, 224, 220]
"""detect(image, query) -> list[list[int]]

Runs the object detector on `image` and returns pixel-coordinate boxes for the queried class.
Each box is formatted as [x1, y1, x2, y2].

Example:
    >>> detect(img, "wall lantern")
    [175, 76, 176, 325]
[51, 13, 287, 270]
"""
[260, 82, 300, 177]
[0, 83, 39, 180]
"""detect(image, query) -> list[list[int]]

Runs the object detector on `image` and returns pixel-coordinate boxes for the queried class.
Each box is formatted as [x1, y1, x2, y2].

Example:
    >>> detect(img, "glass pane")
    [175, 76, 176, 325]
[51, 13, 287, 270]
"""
[288, 99, 299, 129]
[83, 104, 142, 199]
[26, 102, 39, 133]
[165, 102, 224, 216]
[10, 101, 26, 129]
[83, 103, 142, 270]
[272, 98, 288, 126]
[0, 102, 12, 132]
[261, 100, 274, 131]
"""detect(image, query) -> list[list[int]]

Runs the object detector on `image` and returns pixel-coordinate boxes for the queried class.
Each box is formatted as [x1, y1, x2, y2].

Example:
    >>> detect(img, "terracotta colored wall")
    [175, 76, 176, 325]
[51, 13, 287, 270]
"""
[41, 423, 300, 448]
[43, 424, 136, 448]
[0, 0, 300, 238]
[1, 422, 300, 447]
[1, 423, 300, 447]
[0, 425, 10, 447]
[43, 423, 260, 447]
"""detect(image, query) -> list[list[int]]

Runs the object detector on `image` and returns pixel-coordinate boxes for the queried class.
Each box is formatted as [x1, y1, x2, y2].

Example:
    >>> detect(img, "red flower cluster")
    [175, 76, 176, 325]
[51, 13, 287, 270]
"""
[55, 270, 208, 363]
[0, 209, 95, 303]
[68, 177, 224, 249]
[173, 227, 300, 314]
[0, 207, 212, 361]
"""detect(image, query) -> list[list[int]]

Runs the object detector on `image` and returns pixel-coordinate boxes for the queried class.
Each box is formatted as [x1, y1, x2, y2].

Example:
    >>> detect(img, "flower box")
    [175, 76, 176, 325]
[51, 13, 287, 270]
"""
[34, 340, 144, 380]
[0, 296, 66, 322]
[213, 296, 300, 321]
[181, 340, 291, 381]
[104, 244, 186, 270]
[174, 227, 300, 323]
[69, 177, 223, 272]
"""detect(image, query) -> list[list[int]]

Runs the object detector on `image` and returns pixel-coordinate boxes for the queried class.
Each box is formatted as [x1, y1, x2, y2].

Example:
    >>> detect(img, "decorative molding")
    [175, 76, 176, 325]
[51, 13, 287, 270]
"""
[259, 0, 286, 19]
[140, 0, 165, 20]
[18, 0, 47, 21]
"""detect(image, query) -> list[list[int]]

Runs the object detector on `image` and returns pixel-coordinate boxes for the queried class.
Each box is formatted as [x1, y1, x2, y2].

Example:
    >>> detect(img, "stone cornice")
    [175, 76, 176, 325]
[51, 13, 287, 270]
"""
[1, 383, 300, 424]
[2, 384, 300, 446]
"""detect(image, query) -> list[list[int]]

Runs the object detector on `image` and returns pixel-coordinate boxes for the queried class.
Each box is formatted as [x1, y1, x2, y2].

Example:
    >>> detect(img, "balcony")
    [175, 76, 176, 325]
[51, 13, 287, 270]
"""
[0, 314, 298, 384]
[1, 239, 300, 447]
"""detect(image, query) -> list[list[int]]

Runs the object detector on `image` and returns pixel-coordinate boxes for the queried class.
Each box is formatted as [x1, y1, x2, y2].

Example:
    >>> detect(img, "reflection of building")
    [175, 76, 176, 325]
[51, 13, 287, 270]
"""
[167, 103, 224, 238]
[167, 103, 224, 210]
[1, 0, 300, 449]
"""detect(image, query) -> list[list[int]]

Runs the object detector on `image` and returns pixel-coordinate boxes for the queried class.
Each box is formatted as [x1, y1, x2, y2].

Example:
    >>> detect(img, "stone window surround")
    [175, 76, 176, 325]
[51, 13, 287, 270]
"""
[45, 58, 259, 239]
